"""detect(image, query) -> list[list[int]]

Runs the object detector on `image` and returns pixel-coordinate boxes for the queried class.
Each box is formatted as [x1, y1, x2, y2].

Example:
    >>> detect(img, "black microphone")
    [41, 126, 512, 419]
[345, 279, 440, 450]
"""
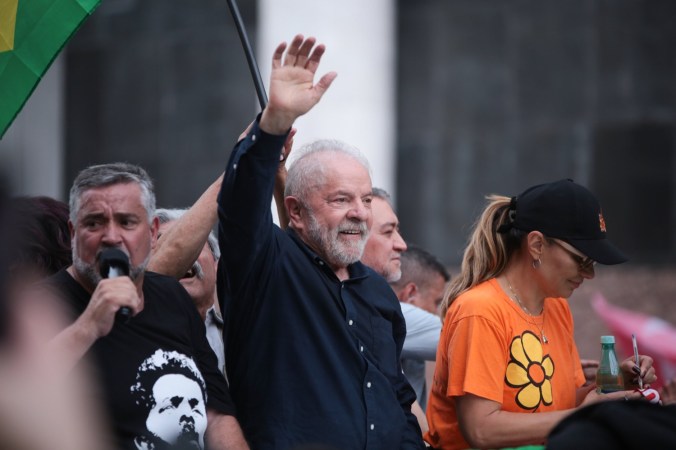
[98, 248, 132, 324]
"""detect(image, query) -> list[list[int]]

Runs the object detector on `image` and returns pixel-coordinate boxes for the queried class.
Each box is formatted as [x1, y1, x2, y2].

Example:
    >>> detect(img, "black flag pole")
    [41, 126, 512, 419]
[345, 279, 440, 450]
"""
[226, 0, 268, 110]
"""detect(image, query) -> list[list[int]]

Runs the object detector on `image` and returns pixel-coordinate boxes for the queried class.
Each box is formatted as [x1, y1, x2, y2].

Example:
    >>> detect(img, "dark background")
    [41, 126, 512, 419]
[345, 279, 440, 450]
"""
[66, 0, 258, 209]
[62, 0, 676, 364]
[66, 0, 676, 266]
[396, 0, 676, 265]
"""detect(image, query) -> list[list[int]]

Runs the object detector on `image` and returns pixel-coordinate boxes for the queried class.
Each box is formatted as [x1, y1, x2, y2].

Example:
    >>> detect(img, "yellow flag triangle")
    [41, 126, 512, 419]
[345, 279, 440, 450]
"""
[0, 0, 19, 52]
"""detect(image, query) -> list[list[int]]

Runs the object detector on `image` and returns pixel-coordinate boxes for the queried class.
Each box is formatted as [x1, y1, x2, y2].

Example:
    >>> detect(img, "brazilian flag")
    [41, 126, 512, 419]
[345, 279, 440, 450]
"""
[0, 0, 100, 138]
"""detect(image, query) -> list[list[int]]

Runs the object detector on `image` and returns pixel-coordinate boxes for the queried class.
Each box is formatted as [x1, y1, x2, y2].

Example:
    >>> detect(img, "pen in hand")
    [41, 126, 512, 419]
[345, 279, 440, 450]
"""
[632, 333, 643, 389]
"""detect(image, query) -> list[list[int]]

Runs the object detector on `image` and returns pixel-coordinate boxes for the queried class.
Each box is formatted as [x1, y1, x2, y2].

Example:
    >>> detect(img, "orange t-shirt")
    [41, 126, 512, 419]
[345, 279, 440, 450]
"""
[424, 278, 585, 450]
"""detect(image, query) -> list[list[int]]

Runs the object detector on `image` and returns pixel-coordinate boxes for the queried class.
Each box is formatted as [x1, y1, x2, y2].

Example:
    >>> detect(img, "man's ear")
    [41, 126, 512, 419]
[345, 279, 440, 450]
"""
[285, 196, 304, 230]
[149, 216, 160, 246]
[68, 220, 75, 240]
[397, 282, 418, 303]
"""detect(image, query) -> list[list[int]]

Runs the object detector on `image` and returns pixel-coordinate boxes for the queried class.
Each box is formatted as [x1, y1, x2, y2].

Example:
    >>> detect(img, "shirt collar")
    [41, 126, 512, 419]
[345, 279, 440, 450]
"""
[206, 304, 224, 325]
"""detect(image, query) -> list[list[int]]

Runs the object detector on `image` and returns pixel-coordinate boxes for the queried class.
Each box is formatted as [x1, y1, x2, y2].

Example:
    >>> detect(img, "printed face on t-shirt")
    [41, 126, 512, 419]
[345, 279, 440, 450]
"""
[145, 373, 207, 449]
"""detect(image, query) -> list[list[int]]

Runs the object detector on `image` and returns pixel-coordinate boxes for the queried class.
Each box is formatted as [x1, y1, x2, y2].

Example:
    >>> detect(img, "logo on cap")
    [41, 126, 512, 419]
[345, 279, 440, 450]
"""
[599, 212, 607, 233]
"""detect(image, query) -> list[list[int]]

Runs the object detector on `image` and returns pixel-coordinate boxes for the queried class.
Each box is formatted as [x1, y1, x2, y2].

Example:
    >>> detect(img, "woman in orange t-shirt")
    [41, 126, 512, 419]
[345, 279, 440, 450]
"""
[425, 179, 656, 450]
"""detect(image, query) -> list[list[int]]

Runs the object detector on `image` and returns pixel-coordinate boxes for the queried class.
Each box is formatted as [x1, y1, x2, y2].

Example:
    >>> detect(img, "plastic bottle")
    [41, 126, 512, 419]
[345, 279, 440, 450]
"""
[595, 335, 624, 393]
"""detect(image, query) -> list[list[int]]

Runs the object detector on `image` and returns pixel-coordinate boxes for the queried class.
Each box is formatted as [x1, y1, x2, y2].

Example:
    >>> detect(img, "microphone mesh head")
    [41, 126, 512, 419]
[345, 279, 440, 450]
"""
[98, 248, 130, 278]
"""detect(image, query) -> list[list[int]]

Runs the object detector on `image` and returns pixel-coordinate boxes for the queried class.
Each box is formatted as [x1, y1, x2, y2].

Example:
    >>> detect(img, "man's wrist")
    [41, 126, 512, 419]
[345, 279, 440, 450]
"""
[72, 314, 103, 343]
[260, 107, 295, 135]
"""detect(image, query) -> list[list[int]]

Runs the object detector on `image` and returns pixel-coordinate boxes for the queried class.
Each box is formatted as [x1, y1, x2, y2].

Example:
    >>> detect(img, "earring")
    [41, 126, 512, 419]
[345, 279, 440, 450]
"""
[532, 258, 541, 269]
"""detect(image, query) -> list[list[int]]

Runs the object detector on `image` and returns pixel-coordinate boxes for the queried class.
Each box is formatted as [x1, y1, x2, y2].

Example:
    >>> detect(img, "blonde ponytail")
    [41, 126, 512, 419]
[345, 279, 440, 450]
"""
[440, 195, 523, 317]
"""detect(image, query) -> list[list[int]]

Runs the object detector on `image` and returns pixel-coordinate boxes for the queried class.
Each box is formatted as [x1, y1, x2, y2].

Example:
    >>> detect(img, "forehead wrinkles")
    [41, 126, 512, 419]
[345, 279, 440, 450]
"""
[78, 185, 144, 215]
[323, 158, 371, 192]
[292, 151, 372, 204]
[73, 181, 153, 223]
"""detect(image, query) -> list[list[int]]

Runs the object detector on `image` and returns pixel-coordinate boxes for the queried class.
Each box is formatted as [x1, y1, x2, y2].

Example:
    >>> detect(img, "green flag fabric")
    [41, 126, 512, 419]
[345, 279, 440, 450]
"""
[0, 0, 100, 138]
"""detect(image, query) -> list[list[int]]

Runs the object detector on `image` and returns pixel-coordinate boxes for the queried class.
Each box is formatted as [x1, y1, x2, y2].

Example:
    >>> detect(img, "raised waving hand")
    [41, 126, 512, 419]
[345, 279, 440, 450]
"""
[260, 34, 337, 135]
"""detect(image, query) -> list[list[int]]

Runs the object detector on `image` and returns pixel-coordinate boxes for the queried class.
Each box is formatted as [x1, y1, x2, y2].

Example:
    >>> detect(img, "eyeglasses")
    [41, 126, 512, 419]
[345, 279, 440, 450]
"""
[550, 239, 596, 272]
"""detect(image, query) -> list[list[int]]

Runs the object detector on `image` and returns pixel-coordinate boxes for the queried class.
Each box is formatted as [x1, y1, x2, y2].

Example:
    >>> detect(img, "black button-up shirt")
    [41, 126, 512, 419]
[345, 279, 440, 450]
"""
[217, 119, 424, 450]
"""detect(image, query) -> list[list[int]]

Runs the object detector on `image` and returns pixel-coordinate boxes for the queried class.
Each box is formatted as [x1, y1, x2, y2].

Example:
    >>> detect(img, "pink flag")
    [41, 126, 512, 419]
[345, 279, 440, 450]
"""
[592, 294, 676, 390]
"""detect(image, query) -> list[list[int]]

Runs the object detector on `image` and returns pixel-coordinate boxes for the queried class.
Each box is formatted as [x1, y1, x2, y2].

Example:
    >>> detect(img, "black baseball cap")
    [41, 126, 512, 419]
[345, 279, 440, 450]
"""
[507, 179, 627, 265]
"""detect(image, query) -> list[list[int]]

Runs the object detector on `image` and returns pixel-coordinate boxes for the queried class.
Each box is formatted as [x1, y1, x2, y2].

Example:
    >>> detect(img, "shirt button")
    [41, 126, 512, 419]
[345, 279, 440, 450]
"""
[360, 345, 364, 352]
[348, 320, 354, 326]
[251, 134, 256, 142]
[318, 261, 324, 266]
[370, 424, 375, 430]
[233, 163, 237, 169]
[366, 382, 372, 388]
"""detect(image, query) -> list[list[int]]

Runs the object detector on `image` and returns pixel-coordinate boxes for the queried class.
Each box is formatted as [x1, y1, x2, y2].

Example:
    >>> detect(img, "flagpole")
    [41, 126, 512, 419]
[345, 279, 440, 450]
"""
[226, 0, 268, 110]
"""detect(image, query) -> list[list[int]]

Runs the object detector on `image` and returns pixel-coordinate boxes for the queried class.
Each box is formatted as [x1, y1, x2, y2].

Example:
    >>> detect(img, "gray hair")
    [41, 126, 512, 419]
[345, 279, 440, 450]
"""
[155, 208, 220, 260]
[285, 139, 372, 203]
[69, 162, 156, 223]
[371, 187, 392, 204]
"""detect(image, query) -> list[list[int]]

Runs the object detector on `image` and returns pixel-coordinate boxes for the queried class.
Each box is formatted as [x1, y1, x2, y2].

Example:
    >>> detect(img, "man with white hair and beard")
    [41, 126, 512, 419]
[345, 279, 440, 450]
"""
[45, 162, 248, 449]
[217, 35, 424, 449]
[154, 208, 225, 374]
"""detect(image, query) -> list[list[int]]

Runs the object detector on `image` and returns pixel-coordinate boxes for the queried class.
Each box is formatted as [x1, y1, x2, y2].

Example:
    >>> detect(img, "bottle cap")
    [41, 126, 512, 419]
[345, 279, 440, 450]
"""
[600, 335, 615, 344]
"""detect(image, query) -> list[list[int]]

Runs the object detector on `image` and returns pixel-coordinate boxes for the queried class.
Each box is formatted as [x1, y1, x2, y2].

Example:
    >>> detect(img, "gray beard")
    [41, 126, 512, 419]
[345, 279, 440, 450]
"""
[305, 210, 369, 268]
[72, 242, 148, 288]
[385, 268, 402, 283]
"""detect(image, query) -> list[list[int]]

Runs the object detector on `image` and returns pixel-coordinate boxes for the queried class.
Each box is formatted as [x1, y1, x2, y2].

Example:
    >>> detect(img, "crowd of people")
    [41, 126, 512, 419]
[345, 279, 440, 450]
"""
[2, 34, 676, 450]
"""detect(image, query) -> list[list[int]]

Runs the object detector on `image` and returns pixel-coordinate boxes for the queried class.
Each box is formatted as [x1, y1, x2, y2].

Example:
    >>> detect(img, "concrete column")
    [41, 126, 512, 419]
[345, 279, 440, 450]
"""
[0, 55, 64, 199]
[257, 0, 397, 197]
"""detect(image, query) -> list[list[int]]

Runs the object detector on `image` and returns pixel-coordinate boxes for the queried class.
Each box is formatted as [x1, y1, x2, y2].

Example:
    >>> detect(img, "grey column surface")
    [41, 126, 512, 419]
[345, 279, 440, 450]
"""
[258, 0, 397, 197]
[0, 56, 65, 199]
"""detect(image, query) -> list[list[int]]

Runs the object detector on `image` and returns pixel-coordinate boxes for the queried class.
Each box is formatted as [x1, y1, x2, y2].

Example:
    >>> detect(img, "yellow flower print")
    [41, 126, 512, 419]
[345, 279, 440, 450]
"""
[505, 331, 554, 410]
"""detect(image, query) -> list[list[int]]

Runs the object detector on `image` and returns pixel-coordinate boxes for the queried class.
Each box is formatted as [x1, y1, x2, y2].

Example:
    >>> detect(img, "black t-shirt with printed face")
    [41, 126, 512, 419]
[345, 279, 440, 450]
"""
[49, 270, 234, 450]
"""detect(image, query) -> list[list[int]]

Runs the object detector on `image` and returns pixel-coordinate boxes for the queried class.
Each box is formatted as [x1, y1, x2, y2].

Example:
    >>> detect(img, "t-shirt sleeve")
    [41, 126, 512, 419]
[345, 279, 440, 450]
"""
[446, 314, 510, 404]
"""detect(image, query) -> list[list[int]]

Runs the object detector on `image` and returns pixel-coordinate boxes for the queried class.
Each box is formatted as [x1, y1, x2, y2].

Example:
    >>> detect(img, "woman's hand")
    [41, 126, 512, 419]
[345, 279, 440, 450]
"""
[580, 387, 641, 407]
[621, 354, 656, 388]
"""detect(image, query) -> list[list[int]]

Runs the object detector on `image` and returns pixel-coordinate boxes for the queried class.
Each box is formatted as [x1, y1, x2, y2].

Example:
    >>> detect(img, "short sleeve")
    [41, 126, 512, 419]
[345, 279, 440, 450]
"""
[446, 314, 510, 404]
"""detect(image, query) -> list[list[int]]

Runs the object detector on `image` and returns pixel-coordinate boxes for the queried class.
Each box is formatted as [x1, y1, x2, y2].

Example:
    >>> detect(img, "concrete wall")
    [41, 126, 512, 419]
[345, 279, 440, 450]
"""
[396, 0, 676, 264]
[257, 0, 397, 196]
[0, 57, 64, 199]
[65, 0, 258, 208]
[59, 0, 676, 264]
